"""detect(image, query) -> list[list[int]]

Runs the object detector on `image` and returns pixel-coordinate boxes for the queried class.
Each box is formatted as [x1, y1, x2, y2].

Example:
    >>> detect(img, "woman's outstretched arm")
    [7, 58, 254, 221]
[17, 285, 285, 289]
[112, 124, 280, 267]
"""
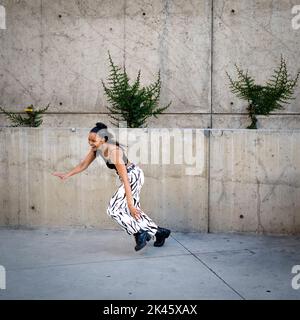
[52, 147, 96, 180]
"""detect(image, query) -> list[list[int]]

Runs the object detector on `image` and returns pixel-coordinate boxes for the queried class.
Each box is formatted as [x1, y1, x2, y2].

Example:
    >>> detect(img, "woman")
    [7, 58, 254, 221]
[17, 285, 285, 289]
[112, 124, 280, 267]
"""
[52, 122, 171, 251]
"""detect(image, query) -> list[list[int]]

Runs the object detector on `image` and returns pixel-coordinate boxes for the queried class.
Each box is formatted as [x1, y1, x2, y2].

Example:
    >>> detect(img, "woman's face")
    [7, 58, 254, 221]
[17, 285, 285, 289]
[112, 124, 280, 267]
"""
[88, 132, 105, 151]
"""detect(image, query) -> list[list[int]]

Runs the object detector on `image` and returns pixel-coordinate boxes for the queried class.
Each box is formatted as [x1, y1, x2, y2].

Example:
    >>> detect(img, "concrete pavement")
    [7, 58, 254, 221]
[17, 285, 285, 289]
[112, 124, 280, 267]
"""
[0, 227, 299, 300]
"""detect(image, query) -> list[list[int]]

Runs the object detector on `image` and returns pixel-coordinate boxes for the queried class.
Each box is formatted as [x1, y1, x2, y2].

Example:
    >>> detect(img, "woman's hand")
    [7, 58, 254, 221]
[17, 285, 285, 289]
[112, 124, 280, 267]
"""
[51, 172, 69, 180]
[128, 203, 142, 220]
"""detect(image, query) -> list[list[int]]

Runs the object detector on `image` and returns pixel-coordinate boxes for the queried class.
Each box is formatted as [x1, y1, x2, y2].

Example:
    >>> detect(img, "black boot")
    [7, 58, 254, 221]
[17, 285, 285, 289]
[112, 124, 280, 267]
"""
[134, 229, 151, 251]
[154, 226, 171, 247]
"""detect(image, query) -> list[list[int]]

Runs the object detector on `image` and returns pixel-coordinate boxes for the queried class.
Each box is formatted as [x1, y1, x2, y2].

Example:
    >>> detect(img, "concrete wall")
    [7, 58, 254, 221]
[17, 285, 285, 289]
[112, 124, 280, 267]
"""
[0, 127, 209, 233]
[0, 0, 300, 129]
[209, 129, 300, 234]
[0, 1, 300, 234]
[0, 127, 299, 235]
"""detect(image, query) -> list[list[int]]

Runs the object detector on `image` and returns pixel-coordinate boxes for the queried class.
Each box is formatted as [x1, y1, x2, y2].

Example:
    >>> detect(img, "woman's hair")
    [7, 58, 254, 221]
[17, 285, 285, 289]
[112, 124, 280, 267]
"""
[90, 122, 122, 147]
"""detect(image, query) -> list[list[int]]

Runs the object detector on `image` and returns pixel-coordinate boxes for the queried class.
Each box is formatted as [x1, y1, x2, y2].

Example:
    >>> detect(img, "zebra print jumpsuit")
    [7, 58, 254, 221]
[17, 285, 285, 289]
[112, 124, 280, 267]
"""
[95, 147, 158, 238]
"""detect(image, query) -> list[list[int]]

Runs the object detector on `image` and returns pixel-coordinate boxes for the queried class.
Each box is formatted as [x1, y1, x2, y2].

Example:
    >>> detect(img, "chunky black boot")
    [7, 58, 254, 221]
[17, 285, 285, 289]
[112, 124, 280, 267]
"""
[134, 229, 151, 251]
[154, 226, 171, 247]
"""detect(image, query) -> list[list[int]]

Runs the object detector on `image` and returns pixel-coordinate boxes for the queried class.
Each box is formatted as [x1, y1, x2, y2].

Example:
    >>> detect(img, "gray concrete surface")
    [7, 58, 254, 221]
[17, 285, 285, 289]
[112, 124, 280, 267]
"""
[1, 0, 300, 129]
[0, 227, 299, 299]
[209, 129, 300, 234]
[1, 127, 299, 234]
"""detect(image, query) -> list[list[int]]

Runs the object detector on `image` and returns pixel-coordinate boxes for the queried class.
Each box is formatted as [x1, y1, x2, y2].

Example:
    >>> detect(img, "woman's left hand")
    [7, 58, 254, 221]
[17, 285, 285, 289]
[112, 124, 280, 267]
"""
[128, 204, 142, 220]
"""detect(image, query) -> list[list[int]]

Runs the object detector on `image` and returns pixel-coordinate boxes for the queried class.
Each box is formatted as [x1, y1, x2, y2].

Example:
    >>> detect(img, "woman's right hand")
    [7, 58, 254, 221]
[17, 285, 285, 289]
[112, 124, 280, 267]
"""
[51, 172, 69, 180]
[128, 204, 142, 220]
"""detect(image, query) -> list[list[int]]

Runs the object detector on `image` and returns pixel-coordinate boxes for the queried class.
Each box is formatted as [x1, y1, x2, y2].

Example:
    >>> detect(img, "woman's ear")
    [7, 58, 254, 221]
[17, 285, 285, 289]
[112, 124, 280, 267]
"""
[99, 138, 105, 144]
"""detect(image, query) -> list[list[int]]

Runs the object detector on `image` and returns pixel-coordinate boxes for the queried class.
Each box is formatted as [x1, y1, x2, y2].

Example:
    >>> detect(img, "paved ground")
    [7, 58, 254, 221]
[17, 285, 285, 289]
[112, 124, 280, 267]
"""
[0, 227, 299, 300]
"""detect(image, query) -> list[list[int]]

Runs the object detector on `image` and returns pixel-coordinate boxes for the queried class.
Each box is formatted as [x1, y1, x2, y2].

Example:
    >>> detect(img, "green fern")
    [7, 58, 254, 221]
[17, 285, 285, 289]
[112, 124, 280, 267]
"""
[226, 55, 299, 129]
[101, 51, 171, 128]
[0, 103, 50, 127]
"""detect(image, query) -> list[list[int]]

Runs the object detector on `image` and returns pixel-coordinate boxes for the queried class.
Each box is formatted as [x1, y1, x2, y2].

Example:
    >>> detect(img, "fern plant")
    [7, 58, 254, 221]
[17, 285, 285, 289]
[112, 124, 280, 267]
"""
[226, 55, 300, 129]
[101, 51, 171, 128]
[0, 103, 50, 127]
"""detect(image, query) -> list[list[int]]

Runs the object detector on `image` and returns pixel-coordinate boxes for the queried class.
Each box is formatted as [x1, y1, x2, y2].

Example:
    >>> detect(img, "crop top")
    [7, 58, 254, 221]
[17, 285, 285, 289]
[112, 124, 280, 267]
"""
[94, 146, 129, 171]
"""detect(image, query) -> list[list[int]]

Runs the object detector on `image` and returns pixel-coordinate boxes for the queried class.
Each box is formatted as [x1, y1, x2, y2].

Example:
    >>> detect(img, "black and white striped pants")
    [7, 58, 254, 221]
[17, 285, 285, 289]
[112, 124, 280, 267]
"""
[106, 163, 158, 238]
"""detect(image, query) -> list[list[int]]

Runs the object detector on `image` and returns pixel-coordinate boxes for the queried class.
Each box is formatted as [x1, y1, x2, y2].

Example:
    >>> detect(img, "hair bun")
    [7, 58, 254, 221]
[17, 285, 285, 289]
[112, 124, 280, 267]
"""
[95, 122, 107, 129]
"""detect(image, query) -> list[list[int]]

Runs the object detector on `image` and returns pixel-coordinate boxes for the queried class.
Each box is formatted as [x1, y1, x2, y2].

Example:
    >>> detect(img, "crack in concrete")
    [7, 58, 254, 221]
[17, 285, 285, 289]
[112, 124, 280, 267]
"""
[256, 178, 265, 234]
[1, 67, 39, 104]
[171, 235, 245, 300]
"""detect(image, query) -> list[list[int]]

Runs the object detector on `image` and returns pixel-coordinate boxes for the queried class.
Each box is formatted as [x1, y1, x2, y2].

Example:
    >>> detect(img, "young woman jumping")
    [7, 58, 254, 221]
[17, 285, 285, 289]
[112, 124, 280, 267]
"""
[52, 122, 171, 251]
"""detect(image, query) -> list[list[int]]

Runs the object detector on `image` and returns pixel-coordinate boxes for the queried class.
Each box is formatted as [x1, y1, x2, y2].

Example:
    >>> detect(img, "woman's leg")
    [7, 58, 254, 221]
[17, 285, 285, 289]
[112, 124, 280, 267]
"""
[106, 164, 158, 238]
[106, 183, 141, 235]
[129, 165, 158, 238]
